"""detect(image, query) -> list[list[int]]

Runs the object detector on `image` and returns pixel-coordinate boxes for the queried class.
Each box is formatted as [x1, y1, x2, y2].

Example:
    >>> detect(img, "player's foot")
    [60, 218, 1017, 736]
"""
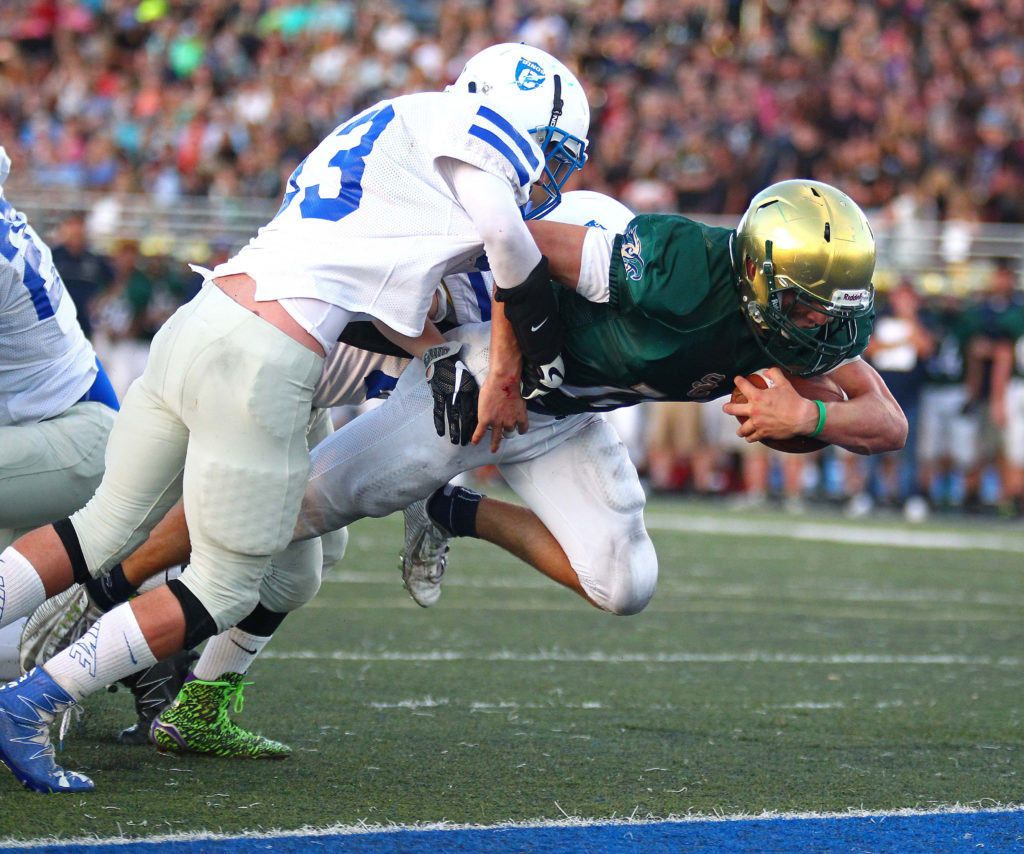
[116, 649, 199, 745]
[400, 496, 451, 607]
[150, 673, 290, 759]
[19, 585, 103, 673]
[0, 668, 93, 793]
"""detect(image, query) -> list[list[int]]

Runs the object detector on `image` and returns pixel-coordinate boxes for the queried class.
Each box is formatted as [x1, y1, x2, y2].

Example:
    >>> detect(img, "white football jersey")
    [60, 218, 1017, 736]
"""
[213, 91, 544, 338]
[0, 149, 97, 425]
[312, 268, 490, 410]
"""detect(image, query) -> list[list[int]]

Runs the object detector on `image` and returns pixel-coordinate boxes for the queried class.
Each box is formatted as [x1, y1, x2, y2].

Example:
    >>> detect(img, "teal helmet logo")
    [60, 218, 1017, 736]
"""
[515, 57, 545, 90]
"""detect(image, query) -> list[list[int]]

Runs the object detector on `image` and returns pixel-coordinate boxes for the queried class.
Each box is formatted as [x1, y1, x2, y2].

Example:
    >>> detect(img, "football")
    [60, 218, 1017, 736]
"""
[730, 369, 846, 454]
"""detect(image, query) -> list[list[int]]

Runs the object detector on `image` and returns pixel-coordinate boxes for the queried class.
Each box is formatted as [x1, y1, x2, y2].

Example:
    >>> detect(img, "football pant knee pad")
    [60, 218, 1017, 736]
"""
[166, 578, 218, 650]
[236, 602, 288, 637]
[52, 517, 91, 585]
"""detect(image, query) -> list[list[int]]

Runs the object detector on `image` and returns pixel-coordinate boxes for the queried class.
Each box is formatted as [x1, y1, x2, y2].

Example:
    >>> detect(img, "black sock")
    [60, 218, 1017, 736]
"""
[85, 564, 139, 612]
[426, 484, 483, 538]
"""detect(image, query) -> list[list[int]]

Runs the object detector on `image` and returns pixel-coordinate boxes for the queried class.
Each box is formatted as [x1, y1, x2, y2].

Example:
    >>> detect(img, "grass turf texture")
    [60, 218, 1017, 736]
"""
[0, 495, 1021, 842]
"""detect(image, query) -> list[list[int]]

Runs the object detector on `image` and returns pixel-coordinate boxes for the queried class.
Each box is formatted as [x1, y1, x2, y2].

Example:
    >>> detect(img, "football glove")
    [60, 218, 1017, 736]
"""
[494, 255, 565, 396]
[520, 355, 566, 401]
[423, 341, 479, 446]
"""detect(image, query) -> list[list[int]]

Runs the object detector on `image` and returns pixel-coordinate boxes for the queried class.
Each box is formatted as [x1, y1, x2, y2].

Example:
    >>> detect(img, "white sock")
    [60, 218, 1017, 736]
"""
[0, 548, 47, 629]
[192, 627, 271, 681]
[135, 564, 184, 596]
[44, 603, 158, 702]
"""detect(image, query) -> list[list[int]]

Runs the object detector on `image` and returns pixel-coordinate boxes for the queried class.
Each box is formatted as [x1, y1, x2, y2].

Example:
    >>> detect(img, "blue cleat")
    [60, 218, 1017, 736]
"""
[0, 668, 93, 793]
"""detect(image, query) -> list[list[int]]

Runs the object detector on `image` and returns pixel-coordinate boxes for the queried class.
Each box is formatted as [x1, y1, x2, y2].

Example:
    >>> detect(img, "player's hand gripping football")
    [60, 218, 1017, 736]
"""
[722, 367, 841, 453]
[423, 342, 479, 446]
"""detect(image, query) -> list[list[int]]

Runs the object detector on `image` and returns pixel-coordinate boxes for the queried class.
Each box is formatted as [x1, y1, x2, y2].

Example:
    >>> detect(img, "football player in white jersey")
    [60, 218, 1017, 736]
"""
[15, 250, 514, 757]
[0, 43, 590, 792]
[0, 146, 119, 680]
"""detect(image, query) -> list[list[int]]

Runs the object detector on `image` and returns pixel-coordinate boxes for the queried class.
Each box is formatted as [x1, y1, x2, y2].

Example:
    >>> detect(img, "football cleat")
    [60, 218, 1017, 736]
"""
[400, 498, 451, 607]
[150, 673, 290, 760]
[116, 649, 199, 745]
[0, 668, 93, 793]
[19, 584, 103, 674]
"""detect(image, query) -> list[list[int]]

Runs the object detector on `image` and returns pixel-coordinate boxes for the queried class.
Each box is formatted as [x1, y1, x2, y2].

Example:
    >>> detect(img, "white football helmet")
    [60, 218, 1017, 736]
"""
[449, 43, 589, 220]
[543, 189, 634, 232]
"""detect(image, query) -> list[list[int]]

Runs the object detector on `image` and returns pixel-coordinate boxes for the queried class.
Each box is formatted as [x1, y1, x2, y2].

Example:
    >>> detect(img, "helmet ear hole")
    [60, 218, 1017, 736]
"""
[824, 222, 831, 242]
[745, 256, 757, 281]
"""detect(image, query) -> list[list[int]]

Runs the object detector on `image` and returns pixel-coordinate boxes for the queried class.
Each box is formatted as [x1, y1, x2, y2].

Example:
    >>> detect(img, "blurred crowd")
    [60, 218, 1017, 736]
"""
[6, 0, 1024, 519]
[2, 0, 1024, 224]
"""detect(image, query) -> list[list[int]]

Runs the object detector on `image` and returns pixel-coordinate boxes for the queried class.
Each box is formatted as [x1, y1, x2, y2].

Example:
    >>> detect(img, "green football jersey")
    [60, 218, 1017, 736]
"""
[535, 214, 874, 417]
[997, 304, 1024, 378]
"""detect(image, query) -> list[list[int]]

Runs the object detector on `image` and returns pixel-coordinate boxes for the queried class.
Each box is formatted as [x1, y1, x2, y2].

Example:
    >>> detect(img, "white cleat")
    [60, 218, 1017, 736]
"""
[19, 585, 102, 674]
[400, 498, 451, 607]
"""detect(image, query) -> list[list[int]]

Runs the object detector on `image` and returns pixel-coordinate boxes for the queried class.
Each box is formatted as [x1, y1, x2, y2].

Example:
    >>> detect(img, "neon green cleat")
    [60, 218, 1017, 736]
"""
[150, 673, 290, 760]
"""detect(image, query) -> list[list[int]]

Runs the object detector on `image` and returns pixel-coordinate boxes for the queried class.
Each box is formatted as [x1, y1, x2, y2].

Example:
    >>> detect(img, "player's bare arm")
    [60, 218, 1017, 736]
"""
[474, 301, 530, 451]
[371, 318, 445, 359]
[725, 362, 907, 455]
[526, 219, 587, 287]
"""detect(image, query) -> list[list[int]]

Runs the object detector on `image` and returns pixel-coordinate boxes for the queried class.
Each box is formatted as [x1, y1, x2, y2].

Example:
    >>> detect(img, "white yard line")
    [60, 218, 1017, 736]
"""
[259, 649, 1023, 667]
[644, 512, 1024, 552]
[5, 805, 1022, 849]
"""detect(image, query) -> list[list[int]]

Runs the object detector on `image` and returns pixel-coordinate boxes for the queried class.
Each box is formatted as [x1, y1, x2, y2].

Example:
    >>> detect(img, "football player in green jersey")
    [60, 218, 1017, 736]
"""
[298, 179, 907, 613]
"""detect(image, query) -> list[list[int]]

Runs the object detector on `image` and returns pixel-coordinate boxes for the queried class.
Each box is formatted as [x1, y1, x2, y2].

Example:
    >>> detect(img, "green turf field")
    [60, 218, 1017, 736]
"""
[1, 496, 1022, 843]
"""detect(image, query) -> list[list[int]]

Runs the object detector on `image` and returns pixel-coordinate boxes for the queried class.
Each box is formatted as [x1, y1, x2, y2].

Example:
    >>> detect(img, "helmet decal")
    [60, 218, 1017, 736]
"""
[451, 44, 590, 220]
[515, 57, 546, 90]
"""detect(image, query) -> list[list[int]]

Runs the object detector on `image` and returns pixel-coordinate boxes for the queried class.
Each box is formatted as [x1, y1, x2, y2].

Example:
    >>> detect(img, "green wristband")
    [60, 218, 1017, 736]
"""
[808, 399, 826, 438]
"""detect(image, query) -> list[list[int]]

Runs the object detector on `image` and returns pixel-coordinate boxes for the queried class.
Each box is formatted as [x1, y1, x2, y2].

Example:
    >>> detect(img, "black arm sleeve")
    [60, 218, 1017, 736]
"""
[336, 322, 414, 358]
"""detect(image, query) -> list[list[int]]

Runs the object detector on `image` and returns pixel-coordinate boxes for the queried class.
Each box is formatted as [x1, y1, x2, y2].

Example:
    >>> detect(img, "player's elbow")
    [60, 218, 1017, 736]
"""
[848, 402, 908, 455]
[869, 398, 909, 453]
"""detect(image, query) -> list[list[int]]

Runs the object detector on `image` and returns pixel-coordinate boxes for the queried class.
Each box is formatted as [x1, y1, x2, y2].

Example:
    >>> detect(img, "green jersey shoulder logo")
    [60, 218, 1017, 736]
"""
[621, 224, 645, 281]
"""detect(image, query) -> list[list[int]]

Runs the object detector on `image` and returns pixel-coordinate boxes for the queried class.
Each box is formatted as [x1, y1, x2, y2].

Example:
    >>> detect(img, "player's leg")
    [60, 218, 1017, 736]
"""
[420, 414, 658, 614]
[0, 401, 116, 680]
[0, 400, 115, 542]
[19, 501, 192, 671]
[297, 323, 522, 609]
[0, 288, 321, 791]
[151, 532, 331, 759]
[296, 331, 498, 540]
[151, 407, 341, 758]
[1000, 378, 1024, 515]
[501, 414, 657, 614]
[0, 373, 190, 793]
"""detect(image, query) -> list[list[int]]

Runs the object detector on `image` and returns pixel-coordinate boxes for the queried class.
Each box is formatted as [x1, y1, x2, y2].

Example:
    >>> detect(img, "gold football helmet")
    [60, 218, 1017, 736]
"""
[734, 179, 875, 375]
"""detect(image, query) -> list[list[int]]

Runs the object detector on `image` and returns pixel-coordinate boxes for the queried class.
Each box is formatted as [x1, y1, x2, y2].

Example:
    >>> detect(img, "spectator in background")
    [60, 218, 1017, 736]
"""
[48, 211, 113, 341]
[89, 238, 155, 399]
[989, 294, 1024, 518]
[960, 258, 1024, 511]
[861, 279, 934, 520]
[917, 292, 980, 511]
[645, 401, 702, 494]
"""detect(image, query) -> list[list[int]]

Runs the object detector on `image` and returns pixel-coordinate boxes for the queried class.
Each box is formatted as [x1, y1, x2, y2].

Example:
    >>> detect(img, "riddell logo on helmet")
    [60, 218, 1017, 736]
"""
[515, 58, 545, 90]
[834, 289, 870, 306]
